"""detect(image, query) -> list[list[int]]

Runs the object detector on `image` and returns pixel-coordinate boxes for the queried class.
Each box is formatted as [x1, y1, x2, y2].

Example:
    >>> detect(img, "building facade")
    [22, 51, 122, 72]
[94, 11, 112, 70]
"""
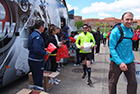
[133, 20, 140, 27]
[74, 16, 140, 28]
[74, 16, 82, 23]
[83, 17, 121, 28]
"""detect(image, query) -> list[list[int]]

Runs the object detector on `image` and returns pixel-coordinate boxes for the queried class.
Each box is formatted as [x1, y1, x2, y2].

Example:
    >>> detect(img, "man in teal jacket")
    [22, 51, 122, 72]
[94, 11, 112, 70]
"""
[76, 24, 95, 85]
[109, 12, 137, 94]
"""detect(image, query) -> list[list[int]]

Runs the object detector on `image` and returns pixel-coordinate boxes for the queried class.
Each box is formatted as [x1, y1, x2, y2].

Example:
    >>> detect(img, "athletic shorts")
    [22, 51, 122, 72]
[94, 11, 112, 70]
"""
[80, 53, 92, 61]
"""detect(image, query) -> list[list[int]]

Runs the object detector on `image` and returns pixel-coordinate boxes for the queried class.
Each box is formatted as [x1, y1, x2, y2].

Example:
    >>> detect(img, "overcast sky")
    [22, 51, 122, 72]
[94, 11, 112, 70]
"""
[66, 0, 140, 20]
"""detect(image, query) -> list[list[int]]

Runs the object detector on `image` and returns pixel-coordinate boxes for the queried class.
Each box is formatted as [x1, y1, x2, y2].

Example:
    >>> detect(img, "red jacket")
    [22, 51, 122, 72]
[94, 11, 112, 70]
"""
[137, 31, 140, 39]
[107, 32, 111, 41]
[132, 31, 139, 41]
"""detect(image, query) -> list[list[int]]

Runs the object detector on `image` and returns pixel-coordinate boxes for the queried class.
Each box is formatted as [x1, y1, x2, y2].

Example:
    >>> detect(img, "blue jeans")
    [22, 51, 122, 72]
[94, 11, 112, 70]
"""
[46, 58, 51, 71]
[63, 58, 67, 64]
[28, 59, 44, 87]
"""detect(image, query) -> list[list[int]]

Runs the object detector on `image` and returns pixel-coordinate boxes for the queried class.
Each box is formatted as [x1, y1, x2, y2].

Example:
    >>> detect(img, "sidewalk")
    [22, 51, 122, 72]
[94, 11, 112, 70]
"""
[48, 44, 140, 94]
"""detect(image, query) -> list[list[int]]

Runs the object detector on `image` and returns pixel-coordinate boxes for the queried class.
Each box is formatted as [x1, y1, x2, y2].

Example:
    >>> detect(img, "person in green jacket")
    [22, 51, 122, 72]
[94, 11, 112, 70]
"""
[76, 24, 95, 85]
[103, 31, 107, 46]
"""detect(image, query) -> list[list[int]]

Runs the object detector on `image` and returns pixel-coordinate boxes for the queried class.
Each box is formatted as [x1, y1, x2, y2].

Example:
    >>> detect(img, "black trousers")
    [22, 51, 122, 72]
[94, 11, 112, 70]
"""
[103, 38, 107, 45]
[50, 56, 58, 72]
[28, 59, 44, 87]
[76, 48, 80, 64]
[133, 40, 139, 51]
[96, 42, 100, 53]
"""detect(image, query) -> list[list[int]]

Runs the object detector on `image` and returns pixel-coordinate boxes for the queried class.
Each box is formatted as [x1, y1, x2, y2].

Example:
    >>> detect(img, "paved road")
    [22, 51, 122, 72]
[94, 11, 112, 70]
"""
[0, 44, 140, 94]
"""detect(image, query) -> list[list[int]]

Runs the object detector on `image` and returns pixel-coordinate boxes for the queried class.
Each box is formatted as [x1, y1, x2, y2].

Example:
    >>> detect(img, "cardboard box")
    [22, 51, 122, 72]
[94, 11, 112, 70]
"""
[28, 71, 59, 91]
[16, 88, 49, 94]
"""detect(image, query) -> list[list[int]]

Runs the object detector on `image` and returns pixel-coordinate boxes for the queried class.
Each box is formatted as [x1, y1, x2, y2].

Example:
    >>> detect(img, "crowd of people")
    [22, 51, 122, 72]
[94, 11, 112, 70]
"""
[28, 12, 139, 94]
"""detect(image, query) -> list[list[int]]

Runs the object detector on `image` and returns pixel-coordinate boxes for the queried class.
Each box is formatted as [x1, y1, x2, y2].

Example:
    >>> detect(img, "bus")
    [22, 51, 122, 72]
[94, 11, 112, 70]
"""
[0, 0, 75, 88]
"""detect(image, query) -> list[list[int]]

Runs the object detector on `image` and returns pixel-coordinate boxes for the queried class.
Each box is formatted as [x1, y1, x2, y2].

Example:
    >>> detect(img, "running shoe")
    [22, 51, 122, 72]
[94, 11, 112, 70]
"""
[87, 79, 92, 85]
[82, 73, 86, 79]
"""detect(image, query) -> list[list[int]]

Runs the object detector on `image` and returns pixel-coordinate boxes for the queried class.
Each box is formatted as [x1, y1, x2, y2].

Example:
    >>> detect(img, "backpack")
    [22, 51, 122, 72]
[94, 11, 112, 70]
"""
[110, 23, 133, 49]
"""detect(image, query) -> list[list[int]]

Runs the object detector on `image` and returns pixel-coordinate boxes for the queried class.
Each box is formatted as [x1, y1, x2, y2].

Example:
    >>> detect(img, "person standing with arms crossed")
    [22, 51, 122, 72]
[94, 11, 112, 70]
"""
[76, 24, 95, 85]
[109, 12, 137, 94]
[28, 20, 51, 90]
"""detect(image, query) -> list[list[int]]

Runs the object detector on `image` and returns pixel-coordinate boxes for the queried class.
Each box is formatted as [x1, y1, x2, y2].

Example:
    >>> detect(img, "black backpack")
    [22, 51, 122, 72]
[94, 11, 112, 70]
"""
[110, 23, 133, 49]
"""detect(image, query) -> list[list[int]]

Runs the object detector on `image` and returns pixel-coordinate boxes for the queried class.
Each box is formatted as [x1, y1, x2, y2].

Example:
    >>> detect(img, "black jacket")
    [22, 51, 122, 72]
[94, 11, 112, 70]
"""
[46, 34, 59, 54]
[42, 31, 50, 48]
[95, 31, 101, 44]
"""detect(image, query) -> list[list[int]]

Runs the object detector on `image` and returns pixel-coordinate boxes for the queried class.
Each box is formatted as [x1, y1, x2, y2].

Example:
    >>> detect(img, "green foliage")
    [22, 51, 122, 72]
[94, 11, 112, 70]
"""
[95, 22, 100, 27]
[74, 21, 84, 29]
[136, 25, 140, 30]
[77, 29, 83, 33]
[96, 27, 111, 33]
[99, 24, 103, 27]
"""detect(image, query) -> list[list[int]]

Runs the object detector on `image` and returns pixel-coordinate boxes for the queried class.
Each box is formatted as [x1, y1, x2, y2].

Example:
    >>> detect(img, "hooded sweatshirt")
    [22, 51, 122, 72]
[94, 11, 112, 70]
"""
[62, 25, 70, 48]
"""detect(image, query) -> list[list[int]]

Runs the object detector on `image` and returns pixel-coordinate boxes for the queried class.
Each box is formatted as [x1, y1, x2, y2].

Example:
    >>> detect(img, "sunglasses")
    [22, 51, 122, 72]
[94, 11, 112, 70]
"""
[83, 27, 87, 29]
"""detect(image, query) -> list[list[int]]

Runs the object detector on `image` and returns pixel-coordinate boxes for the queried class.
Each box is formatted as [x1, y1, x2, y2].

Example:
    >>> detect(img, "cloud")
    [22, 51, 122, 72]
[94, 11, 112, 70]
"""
[81, 0, 140, 18]
[81, 1, 120, 14]
[98, 12, 111, 17]
[67, 4, 78, 11]
[127, 7, 140, 19]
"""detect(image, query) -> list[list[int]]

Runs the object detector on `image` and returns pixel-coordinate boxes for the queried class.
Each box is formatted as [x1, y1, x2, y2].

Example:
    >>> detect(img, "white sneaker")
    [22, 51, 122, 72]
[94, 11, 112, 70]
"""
[76, 64, 80, 66]
[57, 68, 61, 71]
[56, 71, 60, 73]
[74, 64, 80, 67]
[95, 53, 99, 55]
[73, 64, 77, 66]
[55, 78, 61, 82]
[91, 59, 94, 63]
[54, 80, 59, 85]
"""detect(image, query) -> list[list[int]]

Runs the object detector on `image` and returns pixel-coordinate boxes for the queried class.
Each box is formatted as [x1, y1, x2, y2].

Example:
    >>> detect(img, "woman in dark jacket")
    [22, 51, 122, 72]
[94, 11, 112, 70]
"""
[46, 25, 63, 85]
[46, 25, 62, 72]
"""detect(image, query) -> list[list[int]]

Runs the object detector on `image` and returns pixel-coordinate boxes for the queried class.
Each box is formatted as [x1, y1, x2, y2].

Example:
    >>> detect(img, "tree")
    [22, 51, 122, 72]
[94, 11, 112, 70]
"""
[95, 22, 100, 27]
[99, 24, 103, 27]
[136, 25, 140, 30]
[75, 21, 83, 29]
[103, 22, 108, 32]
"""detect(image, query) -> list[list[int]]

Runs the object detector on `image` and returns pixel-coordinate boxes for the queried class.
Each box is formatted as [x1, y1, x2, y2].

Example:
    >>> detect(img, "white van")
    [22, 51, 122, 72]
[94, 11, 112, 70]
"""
[0, 0, 75, 88]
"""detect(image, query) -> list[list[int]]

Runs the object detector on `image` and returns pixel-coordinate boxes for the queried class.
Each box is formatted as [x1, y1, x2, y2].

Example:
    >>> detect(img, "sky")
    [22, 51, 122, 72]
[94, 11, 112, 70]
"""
[66, 0, 140, 20]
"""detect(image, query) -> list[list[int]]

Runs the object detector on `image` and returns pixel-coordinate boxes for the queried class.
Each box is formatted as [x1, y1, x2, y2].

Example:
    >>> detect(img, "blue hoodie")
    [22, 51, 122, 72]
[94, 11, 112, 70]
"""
[109, 23, 134, 65]
[62, 26, 70, 48]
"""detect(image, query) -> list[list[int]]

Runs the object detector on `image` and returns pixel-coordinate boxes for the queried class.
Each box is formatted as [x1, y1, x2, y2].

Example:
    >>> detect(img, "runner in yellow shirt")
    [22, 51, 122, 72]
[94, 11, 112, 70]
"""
[76, 24, 95, 85]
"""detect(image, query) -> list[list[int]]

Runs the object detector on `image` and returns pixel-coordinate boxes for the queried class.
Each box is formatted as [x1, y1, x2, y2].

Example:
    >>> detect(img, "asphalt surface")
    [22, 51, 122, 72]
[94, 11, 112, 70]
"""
[0, 44, 140, 94]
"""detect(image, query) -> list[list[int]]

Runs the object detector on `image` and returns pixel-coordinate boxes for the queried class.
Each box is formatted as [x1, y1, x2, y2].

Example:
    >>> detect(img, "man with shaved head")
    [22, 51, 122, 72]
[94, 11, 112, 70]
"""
[109, 12, 137, 94]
